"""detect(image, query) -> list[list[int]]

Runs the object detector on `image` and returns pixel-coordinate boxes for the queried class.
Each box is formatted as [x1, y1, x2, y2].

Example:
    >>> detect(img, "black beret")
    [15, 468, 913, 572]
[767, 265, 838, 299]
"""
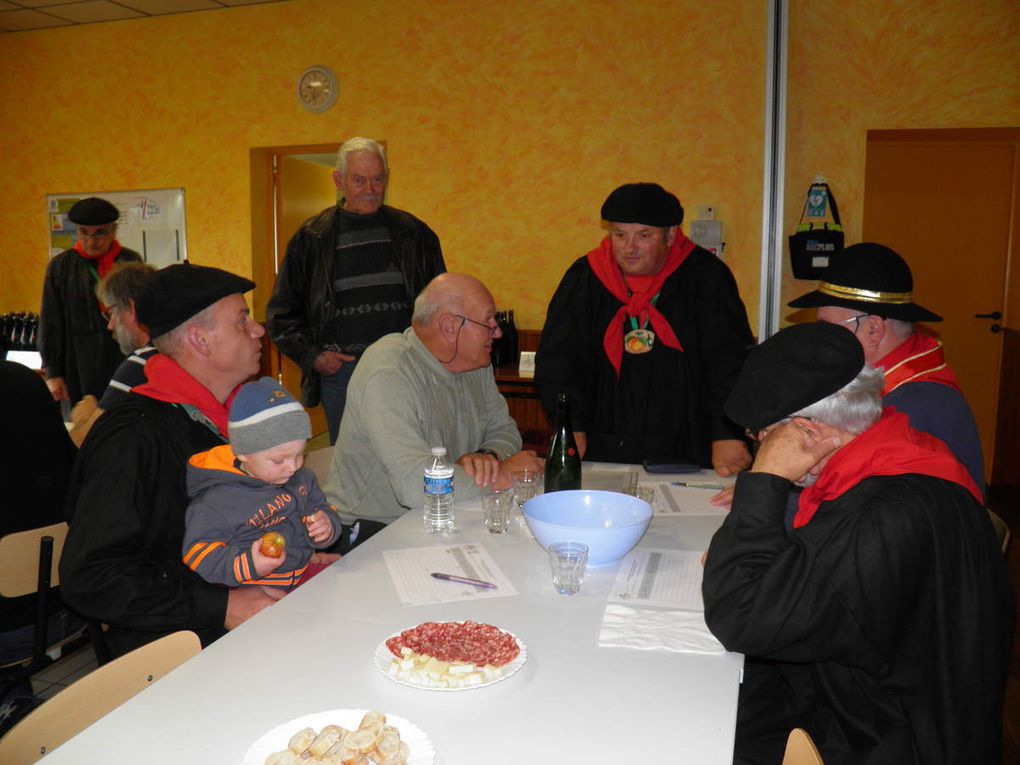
[725, 322, 864, 432]
[136, 263, 255, 339]
[600, 183, 684, 227]
[67, 197, 120, 226]
[788, 242, 941, 322]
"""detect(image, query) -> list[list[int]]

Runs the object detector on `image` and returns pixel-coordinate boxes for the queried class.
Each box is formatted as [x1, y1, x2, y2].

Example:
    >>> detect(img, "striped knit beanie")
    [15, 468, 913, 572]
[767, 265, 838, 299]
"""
[228, 377, 311, 456]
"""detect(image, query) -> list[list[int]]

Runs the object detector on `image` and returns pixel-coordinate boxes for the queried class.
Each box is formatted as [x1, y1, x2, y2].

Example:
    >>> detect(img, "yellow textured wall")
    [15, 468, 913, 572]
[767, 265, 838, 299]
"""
[782, 0, 1020, 315]
[0, 0, 766, 330]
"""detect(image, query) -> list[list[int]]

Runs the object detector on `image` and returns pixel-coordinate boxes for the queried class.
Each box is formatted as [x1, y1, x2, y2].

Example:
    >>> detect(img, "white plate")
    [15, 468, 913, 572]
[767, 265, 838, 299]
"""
[375, 623, 527, 691]
[242, 708, 435, 765]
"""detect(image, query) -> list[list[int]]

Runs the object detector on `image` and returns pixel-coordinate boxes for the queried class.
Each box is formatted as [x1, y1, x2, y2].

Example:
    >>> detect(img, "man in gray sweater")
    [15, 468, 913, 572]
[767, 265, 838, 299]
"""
[324, 273, 543, 545]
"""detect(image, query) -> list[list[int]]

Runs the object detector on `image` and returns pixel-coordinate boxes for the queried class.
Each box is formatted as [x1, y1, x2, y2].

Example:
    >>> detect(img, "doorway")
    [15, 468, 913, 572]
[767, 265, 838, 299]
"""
[862, 128, 1019, 480]
[250, 143, 340, 439]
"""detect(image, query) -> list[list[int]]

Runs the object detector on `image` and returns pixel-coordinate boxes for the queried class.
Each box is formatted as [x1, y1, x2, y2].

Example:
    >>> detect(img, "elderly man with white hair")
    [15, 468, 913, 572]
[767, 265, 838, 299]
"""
[325, 273, 543, 548]
[267, 136, 446, 444]
[702, 322, 1012, 765]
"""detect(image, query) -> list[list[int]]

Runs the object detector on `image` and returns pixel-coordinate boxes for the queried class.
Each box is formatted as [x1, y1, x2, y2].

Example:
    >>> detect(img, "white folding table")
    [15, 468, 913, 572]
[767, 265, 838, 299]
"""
[40, 465, 743, 763]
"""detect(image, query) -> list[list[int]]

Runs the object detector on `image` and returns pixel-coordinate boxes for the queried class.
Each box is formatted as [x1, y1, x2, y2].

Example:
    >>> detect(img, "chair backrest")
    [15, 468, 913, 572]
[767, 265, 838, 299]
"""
[783, 727, 824, 765]
[0, 522, 68, 598]
[987, 509, 1012, 556]
[0, 630, 201, 764]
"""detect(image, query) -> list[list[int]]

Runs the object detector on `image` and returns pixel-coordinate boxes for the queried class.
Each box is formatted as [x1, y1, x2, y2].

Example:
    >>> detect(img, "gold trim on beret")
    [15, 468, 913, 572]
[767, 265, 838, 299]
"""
[817, 281, 913, 305]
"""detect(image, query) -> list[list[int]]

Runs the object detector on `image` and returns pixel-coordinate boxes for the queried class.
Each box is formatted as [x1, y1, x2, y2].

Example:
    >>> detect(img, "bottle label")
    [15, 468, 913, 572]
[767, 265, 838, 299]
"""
[424, 472, 454, 496]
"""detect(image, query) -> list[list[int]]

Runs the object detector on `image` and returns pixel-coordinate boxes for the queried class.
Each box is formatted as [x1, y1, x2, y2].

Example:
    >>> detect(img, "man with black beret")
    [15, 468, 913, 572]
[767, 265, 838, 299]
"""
[60, 263, 297, 657]
[536, 182, 754, 471]
[789, 241, 985, 494]
[40, 196, 141, 414]
[702, 322, 1012, 764]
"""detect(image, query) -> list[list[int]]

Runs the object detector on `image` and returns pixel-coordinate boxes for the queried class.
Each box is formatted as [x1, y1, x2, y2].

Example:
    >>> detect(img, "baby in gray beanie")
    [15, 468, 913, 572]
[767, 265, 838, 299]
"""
[182, 377, 342, 590]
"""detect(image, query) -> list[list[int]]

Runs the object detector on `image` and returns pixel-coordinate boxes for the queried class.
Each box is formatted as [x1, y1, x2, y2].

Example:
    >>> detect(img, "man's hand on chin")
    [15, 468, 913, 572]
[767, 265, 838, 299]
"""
[751, 418, 844, 483]
[711, 439, 751, 477]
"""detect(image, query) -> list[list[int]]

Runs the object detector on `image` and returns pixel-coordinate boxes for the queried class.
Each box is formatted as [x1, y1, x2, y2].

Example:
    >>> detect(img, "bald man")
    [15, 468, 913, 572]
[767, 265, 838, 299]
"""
[324, 273, 543, 544]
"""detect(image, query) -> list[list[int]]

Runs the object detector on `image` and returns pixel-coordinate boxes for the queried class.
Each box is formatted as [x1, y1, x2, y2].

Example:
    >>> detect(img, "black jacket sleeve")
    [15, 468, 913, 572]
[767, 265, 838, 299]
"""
[703, 471, 925, 671]
[39, 255, 67, 380]
[535, 258, 595, 429]
[686, 252, 754, 441]
[59, 404, 228, 638]
[267, 220, 327, 376]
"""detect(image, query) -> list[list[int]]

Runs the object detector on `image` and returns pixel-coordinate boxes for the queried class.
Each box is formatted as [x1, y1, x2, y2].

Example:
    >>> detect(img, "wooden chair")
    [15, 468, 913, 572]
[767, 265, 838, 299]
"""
[987, 509, 1012, 556]
[783, 727, 824, 765]
[0, 523, 85, 686]
[0, 630, 201, 764]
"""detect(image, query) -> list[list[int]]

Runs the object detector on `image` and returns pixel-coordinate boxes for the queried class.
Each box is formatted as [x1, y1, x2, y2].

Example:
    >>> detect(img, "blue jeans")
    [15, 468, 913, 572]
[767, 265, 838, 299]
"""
[319, 359, 358, 445]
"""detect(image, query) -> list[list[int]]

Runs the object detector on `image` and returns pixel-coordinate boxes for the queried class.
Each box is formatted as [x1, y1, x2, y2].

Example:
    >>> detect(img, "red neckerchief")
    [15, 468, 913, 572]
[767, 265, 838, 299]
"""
[73, 239, 122, 280]
[586, 230, 695, 376]
[133, 354, 240, 439]
[793, 409, 982, 529]
[876, 333, 961, 396]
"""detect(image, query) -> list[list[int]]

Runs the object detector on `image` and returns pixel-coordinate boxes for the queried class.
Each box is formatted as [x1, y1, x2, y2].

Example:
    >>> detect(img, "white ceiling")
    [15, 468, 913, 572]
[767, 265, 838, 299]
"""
[0, 0, 289, 33]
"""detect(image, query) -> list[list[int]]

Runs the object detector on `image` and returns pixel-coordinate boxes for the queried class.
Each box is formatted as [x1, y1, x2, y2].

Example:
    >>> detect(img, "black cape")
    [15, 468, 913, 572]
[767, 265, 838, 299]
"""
[703, 471, 1014, 764]
[59, 394, 229, 657]
[39, 246, 141, 403]
[1, 361, 77, 630]
[535, 247, 753, 464]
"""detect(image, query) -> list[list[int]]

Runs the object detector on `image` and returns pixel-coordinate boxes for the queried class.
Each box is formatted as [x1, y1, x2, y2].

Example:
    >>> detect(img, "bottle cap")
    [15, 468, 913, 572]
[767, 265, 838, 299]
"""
[430, 446, 447, 456]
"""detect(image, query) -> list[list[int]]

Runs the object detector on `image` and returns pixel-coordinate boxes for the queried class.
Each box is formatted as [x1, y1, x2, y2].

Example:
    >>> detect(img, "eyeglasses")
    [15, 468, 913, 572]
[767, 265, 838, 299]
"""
[454, 314, 499, 336]
[77, 227, 114, 240]
[834, 314, 868, 334]
[100, 303, 122, 322]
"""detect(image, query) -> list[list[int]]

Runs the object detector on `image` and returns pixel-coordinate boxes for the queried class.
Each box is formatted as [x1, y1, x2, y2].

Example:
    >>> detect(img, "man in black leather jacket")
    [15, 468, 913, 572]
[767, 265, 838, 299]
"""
[267, 137, 445, 443]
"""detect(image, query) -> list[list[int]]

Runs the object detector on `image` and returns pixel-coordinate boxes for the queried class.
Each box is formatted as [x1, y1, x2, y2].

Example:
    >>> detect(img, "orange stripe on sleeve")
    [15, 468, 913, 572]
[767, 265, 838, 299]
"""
[188, 541, 225, 571]
[183, 541, 225, 571]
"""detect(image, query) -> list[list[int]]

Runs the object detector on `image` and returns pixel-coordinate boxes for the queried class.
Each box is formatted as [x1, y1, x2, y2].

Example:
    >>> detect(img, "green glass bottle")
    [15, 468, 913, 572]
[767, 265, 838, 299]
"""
[545, 393, 581, 492]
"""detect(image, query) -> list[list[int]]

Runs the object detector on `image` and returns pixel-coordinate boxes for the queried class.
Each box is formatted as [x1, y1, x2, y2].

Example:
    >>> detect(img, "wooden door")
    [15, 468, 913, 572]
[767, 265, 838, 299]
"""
[250, 145, 339, 441]
[863, 130, 1017, 477]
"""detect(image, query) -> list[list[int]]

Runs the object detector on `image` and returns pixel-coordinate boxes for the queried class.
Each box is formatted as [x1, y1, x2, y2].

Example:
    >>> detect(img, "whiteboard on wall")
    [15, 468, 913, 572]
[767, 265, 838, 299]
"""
[47, 188, 187, 268]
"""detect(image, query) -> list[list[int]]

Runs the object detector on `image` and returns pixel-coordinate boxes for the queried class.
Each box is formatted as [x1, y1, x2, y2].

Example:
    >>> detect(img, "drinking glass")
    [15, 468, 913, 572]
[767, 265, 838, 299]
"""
[482, 489, 512, 534]
[511, 469, 543, 511]
[548, 541, 588, 595]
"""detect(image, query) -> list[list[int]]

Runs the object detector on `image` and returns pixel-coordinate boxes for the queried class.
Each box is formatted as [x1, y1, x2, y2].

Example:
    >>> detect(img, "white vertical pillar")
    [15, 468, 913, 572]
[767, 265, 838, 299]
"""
[758, 0, 788, 342]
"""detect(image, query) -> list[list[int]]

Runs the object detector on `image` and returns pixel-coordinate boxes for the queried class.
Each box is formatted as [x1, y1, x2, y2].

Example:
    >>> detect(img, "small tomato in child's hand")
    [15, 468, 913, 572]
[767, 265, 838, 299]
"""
[260, 531, 285, 558]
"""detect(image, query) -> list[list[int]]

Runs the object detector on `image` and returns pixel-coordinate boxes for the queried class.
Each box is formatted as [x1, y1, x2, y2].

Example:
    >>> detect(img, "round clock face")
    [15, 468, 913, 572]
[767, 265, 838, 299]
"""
[297, 66, 338, 113]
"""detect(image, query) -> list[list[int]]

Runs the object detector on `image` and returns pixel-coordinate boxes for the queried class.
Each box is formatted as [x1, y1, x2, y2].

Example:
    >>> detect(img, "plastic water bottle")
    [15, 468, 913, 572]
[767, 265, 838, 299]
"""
[423, 446, 455, 534]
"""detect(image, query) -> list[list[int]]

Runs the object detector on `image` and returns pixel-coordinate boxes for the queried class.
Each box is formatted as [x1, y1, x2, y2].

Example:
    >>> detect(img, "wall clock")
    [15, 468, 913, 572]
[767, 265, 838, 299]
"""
[297, 65, 339, 113]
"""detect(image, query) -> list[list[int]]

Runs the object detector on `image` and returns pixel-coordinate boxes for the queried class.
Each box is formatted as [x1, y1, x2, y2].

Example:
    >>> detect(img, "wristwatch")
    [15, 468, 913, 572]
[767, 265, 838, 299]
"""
[475, 448, 500, 459]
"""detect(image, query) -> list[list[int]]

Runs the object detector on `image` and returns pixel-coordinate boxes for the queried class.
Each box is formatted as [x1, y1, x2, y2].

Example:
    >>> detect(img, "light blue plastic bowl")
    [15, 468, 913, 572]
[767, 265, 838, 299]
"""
[522, 490, 653, 566]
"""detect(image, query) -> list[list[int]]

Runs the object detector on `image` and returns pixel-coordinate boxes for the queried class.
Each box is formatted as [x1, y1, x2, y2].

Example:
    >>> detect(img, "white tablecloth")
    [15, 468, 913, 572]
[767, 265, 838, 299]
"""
[41, 464, 743, 764]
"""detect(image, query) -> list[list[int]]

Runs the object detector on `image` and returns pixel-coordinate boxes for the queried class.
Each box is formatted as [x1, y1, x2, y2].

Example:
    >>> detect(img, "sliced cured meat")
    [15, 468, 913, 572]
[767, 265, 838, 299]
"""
[385, 621, 520, 666]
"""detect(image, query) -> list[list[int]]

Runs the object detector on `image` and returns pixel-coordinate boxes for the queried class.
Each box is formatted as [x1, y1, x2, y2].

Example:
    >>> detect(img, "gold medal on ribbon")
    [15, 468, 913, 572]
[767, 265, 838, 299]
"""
[624, 328, 655, 354]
